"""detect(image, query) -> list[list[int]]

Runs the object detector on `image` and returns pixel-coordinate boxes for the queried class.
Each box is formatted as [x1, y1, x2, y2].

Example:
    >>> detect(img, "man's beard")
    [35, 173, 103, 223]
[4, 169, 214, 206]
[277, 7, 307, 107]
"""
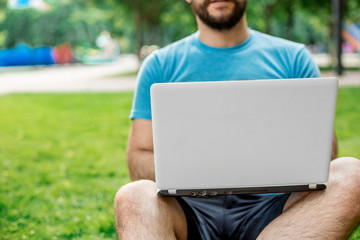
[191, 0, 247, 31]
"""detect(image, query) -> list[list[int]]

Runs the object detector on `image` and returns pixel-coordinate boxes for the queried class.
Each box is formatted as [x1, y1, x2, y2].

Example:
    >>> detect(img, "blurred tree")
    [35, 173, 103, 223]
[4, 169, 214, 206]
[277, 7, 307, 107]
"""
[120, 0, 162, 54]
[247, 0, 333, 51]
[345, 0, 360, 22]
[0, 0, 7, 46]
[117, 0, 195, 55]
[1, 0, 358, 54]
[160, 1, 196, 46]
[0, 1, 121, 50]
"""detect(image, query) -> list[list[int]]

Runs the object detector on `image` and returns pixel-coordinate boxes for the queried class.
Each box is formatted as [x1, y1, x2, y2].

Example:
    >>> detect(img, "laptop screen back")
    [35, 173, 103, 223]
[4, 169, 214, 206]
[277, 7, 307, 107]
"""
[151, 78, 338, 193]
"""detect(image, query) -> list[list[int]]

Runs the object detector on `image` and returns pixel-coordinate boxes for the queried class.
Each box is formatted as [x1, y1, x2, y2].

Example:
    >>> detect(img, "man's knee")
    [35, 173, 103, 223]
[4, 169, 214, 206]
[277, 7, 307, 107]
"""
[114, 180, 187, 239]
[114, 180, 156, 216]
[329, 157, 360, 203]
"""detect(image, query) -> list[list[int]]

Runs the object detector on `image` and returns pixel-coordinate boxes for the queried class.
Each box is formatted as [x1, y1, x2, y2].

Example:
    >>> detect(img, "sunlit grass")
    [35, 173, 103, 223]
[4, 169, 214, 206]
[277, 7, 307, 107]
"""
[0, 93, 133, 239]
[336, 87, 360, 158]
[336, 87, 360, 240]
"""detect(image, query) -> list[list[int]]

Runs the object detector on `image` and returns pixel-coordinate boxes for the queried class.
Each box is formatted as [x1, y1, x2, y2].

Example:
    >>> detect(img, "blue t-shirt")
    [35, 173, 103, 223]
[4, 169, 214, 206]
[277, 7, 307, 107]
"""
[130, 29, 320, 120]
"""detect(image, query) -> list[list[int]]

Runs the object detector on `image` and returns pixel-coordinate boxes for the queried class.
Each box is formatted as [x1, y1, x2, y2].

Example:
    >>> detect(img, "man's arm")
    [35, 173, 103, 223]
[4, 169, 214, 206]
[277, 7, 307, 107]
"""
[331, 132, 338, 160]
[126, 119, 155, 181]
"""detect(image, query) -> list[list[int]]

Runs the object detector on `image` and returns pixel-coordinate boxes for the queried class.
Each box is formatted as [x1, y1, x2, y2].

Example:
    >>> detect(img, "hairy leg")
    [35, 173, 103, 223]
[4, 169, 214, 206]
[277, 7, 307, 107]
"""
[114, 180, 187, 240]
[258, 157, 360, 240]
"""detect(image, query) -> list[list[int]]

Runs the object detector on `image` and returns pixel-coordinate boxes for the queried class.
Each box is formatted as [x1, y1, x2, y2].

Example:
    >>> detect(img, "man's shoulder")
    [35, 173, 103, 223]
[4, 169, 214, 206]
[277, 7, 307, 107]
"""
[250, 30, 319, 78]
[252, 30, 306, 52]
[152, 33, 197, 60]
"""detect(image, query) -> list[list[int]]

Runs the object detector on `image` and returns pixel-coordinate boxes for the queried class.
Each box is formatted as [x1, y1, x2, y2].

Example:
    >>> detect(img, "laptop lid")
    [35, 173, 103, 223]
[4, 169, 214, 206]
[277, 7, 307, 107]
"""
[151, 78, 338, 196]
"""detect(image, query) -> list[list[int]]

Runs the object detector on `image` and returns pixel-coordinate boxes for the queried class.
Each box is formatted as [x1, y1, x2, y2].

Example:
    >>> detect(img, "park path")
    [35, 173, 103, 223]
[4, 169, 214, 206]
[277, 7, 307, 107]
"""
[321, 71, 360, 86]
[0, 54, 139, 95]
[0, 54, 359, 95]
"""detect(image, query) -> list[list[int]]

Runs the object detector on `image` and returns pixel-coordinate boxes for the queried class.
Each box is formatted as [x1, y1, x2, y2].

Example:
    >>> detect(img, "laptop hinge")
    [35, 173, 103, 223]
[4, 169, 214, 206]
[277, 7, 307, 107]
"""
[308, 184, 317, 189]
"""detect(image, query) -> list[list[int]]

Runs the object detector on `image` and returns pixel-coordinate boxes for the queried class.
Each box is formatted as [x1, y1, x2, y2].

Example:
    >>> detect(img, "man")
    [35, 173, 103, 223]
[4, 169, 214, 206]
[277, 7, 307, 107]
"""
[114, 0, 360, 239]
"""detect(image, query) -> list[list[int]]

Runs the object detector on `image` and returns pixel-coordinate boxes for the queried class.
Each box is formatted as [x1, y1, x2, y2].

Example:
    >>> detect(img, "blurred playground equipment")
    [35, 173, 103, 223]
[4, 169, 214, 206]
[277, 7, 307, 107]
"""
[75, 31, 120, 65]
[342, 21, 360, 53]
[0, 32, 121, 67]
[0, 43, 73, 67]
[8, 0, 50, 10]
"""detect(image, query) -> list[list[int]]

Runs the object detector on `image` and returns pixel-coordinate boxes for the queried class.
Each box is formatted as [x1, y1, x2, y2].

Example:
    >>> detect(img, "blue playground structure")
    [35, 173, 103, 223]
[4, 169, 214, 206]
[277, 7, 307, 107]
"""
[0, 44, 55, 67]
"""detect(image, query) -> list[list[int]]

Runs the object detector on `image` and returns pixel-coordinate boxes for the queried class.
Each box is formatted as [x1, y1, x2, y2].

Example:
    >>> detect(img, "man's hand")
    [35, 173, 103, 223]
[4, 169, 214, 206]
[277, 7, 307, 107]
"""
[127, 119, 155, 181]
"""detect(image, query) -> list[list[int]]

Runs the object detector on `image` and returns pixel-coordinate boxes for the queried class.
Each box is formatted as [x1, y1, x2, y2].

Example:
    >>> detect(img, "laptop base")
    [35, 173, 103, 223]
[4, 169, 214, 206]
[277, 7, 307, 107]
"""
[158, 184, 327, 197]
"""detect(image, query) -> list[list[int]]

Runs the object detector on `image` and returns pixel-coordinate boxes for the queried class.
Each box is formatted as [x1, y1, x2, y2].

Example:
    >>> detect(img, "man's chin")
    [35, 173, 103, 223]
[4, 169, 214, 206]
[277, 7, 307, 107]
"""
[194, 0, 245, 30]
[207, 16, 234, 26]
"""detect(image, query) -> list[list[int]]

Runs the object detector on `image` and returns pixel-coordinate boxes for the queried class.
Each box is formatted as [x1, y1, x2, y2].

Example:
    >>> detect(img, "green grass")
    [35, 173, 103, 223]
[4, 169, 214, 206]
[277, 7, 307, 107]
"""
[0, 88, 359, 239]
[336, 87, 360, 240]
[0, 93, 133, 239]
[319, 66, 360, 72]
[336, 87, 360, 159]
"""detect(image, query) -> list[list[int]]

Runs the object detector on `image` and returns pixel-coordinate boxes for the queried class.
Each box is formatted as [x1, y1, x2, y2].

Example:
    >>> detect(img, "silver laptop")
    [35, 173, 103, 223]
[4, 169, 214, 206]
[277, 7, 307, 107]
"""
[150, 78, 338, 197]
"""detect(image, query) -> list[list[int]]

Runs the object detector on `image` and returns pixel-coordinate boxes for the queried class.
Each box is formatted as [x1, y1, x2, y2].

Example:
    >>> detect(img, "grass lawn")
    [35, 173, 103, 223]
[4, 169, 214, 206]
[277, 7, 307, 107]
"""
[0, 88, 359, 239]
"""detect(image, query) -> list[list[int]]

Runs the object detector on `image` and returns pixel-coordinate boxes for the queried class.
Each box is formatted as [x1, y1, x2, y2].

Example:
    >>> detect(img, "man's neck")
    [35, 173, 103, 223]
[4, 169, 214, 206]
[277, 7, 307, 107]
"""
[197, 16, 250, 48]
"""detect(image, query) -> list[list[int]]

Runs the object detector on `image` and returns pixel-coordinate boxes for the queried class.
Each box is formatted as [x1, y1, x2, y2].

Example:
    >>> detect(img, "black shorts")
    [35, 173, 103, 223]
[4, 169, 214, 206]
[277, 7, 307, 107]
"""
[176, 193, 290, 240]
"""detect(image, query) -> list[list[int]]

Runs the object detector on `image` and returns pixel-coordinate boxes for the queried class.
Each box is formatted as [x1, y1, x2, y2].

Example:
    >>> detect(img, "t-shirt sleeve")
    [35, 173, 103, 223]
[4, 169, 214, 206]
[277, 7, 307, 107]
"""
[130, 53, 161, 120]
[292, 46, 321, 78]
